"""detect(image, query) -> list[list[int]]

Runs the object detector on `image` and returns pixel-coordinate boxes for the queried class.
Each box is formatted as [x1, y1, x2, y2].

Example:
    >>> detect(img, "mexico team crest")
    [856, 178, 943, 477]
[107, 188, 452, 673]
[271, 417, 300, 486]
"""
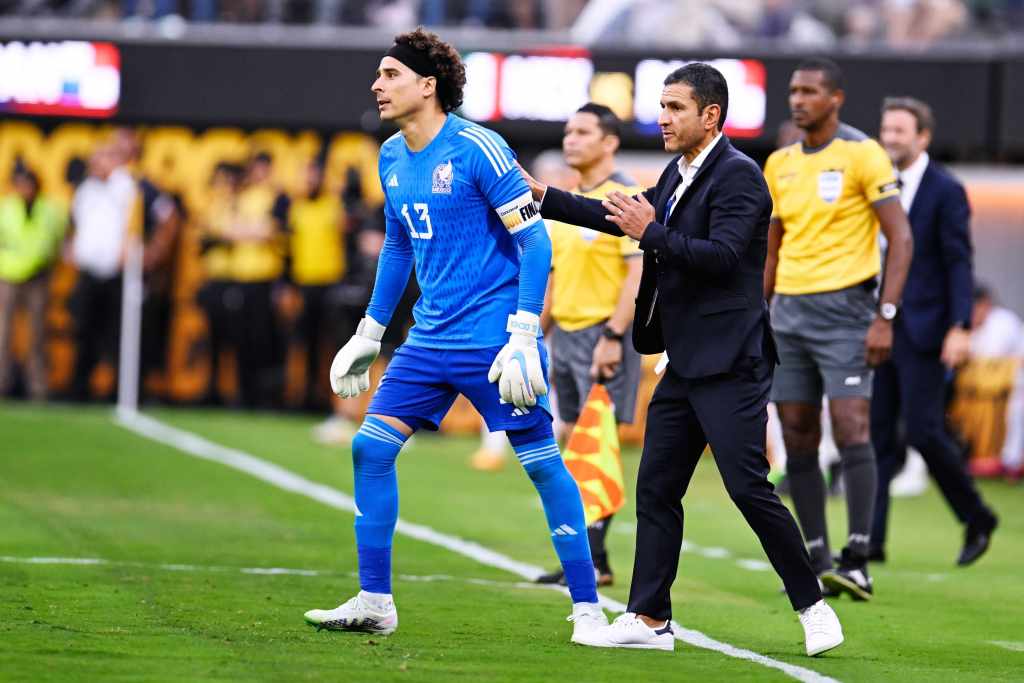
[432, 160, 453, 194]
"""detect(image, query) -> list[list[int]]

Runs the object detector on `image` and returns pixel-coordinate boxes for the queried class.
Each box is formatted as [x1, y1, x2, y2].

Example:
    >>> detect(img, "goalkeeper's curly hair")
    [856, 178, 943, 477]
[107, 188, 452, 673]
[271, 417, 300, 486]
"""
[394, 28, 467, 114]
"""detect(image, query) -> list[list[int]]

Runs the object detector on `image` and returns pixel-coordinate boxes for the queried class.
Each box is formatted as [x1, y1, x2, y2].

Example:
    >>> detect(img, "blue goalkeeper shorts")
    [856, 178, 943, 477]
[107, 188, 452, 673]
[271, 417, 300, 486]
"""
[366, 343, 552, 432]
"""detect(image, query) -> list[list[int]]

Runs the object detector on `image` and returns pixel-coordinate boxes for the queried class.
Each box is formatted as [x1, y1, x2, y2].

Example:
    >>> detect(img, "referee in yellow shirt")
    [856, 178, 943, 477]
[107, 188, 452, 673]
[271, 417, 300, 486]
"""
[286, 158, 347, 409]
[763, 58, 913, 600]
[534, 103, 643, 587]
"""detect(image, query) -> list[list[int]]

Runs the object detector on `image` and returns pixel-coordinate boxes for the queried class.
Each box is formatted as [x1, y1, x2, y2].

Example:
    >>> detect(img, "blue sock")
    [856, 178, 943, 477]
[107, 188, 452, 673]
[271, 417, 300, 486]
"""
[510, 433, 598, 604]
[352, 416, 409, 594]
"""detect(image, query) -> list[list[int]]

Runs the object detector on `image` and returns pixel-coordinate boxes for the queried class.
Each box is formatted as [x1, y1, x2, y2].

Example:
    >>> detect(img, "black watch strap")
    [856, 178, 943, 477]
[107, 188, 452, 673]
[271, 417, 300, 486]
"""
[601, 325, 624, 341]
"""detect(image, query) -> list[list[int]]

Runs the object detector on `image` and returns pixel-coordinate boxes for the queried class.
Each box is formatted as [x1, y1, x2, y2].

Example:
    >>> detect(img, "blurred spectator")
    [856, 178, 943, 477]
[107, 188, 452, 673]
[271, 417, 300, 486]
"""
[883, 0, 969, 46]
[419, 0, 543, 28]
[971, 284, 1024, 358]
[113, 129, 183, 399]
[311, 222, 383, 444]
[226, 151, 288, 408]
[120, 0, 177, 19]
[197, 162, 244, 405]
[970, 284, 1024, 480]
[312, 204, 418, 444]
[618, 0, 750, 47]
[283, 158, 347, 409]
[756, 0, 835, 46]
[542, 0, 586, 28]
[0, 163, 67, 400]
[366, 0, 415, 26]
[6, 0, 1017, 43]
[68, 144, 137, 401]
[221, 0, 265, 21]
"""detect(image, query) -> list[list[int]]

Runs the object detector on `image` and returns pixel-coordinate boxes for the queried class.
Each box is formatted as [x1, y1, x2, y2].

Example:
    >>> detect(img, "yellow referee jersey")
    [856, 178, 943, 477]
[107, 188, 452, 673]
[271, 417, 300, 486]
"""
[764, 123, 899, 295]
[549, 172, 642, 331]
[231, 184, 285, 283]
[289, 193, 346, 286]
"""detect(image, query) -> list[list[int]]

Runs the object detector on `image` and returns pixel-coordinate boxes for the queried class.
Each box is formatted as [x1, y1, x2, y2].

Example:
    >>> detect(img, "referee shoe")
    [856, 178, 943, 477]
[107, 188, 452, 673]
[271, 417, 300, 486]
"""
[821, 548, 873, 601]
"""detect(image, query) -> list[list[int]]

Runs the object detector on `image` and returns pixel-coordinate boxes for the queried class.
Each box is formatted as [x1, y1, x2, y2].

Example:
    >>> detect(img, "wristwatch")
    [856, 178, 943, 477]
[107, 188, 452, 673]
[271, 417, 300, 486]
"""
[601, 325, 625, 341]
[879, 302, 898, 321]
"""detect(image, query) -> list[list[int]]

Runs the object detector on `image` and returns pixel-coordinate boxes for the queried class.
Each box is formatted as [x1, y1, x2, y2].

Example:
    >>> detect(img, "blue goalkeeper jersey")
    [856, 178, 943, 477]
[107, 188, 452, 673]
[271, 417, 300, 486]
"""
[370, 114, 543, 349]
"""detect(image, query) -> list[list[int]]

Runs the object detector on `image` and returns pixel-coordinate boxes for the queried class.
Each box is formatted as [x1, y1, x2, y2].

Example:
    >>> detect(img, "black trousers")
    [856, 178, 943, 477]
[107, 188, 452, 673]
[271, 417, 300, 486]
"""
[140, 287, 172, 383]
[71, 272, 122, 401]
[228, 281, 281, 409]
[628, 356, 821, 620]
[293, 284, 337, 409]
[197, 280, 232, 404]
[870, 329, 986, 547]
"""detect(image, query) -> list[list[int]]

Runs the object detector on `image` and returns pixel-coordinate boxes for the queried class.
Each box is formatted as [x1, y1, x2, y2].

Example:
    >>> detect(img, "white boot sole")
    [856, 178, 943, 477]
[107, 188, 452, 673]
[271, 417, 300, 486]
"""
[807, 634, 844, 656]
[572, 635, 674, 651]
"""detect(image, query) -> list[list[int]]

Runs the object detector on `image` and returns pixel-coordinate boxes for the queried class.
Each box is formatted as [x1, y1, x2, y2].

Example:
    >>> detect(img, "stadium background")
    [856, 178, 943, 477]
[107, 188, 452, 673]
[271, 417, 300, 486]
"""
[2, 5, 1024, 681]
[1, 25, 1022, 436]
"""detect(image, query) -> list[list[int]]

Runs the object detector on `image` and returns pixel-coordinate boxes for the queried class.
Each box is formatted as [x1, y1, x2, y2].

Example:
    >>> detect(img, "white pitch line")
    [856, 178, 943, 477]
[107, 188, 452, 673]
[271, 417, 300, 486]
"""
[0, 556, 562, 591]
[114, 409, 839, 683]
[617, 525, 774, 574]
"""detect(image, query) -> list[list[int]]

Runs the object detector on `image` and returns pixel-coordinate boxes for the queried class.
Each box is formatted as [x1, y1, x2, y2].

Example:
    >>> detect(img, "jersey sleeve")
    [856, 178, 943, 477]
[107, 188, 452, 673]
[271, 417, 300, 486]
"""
[858, 139, 900, 205]
[620, 236, 642, 257]
[459, 126, 542, 234]
[763, 151, 781, 220]
[365, 158, 415, 326]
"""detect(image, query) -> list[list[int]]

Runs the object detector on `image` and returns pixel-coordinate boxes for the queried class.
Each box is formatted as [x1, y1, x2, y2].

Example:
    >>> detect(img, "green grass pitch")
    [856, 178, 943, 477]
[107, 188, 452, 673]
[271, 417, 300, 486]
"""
[1, 402, 1021, 682]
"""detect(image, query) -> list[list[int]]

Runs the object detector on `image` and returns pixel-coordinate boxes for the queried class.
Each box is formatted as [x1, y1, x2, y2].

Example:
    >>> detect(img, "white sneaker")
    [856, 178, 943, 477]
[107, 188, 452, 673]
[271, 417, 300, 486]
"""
[568, 602, 609, 644]
[572, 612, 675, 651]
[799, 599, 843, 656]
[303, 591, 398, 635]
[311, 416, 356, 445]
[891, 449, 928, 498]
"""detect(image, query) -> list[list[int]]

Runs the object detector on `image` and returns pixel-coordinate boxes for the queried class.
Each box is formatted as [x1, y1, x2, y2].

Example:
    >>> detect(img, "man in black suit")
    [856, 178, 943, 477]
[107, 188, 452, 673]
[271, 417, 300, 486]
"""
[872, 96, 998, 566]
[519, 63, 843, 657]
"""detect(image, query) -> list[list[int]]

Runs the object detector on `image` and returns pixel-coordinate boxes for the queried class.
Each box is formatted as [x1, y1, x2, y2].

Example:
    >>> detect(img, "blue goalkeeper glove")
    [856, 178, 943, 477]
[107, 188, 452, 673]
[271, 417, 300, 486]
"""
[329, 316, 385, 398]
[487, 311, 547, 409]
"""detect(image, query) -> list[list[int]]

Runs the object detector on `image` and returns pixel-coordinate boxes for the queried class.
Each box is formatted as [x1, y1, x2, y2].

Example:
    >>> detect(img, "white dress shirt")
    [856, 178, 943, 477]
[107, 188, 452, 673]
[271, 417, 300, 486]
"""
[665, 132, 723, 219]
[71, 168, 137, 278]
[897, 151, 929, 213]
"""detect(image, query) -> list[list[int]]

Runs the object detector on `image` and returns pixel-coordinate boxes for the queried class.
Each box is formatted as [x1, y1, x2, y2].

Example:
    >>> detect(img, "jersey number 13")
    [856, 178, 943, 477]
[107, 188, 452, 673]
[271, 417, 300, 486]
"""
[401, 202, 433, 240]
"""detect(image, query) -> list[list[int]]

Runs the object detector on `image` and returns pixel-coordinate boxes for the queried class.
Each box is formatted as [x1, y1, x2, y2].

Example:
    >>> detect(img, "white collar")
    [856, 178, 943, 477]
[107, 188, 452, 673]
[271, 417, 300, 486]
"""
[676, 132, 723, 177]
[899, 151, 929, 186]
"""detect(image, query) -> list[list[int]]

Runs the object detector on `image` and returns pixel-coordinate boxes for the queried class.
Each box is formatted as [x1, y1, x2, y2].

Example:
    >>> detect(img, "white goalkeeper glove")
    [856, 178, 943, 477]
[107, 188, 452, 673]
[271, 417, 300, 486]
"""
[487, 311, 547, 409]
[330, 316, 386, 398]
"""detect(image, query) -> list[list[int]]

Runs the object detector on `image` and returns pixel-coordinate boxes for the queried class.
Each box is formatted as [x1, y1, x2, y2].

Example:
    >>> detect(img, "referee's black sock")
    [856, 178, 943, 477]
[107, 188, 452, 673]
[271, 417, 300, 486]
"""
[587, 515, 612, 574]
[786, 452, 832, 573]
[839, 442, 877, 561]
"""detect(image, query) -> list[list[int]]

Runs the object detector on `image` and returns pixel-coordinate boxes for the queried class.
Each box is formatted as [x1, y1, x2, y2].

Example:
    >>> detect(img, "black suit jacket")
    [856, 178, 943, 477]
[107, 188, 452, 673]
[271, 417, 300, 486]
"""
[896, 160, 974, 353]
[540, 136, 776, 379]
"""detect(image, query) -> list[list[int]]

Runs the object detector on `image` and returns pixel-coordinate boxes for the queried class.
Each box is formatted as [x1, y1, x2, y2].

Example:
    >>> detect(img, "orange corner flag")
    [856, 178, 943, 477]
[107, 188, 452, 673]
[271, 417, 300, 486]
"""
[563, 383, 626, 526]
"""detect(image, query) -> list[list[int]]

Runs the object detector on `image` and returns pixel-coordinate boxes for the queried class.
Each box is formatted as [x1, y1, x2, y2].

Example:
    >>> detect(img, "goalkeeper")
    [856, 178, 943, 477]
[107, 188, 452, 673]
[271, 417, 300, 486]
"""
[302, 28, 606, 643]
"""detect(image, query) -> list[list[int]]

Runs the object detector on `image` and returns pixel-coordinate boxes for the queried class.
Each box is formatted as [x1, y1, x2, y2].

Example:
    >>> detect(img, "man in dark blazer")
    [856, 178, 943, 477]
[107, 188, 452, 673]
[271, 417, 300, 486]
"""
[519, 63, 843, 657]
[872, 97, 998, 566]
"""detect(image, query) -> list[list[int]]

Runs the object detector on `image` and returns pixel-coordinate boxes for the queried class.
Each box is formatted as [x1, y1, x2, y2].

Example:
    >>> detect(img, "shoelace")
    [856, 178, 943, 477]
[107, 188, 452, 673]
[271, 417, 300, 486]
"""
[566, 608, 603, 623]
[351, 595, 393, 616]
[609, 613, 644, 631]
[800, 604, 831, 636]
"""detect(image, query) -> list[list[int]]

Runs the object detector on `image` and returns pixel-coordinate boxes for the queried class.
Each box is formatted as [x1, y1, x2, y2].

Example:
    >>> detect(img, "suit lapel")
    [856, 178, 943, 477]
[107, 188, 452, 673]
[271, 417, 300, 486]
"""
[907, 160, 935, 225]
[656, 163, 682, 222]
[665, 137, 730, 224]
